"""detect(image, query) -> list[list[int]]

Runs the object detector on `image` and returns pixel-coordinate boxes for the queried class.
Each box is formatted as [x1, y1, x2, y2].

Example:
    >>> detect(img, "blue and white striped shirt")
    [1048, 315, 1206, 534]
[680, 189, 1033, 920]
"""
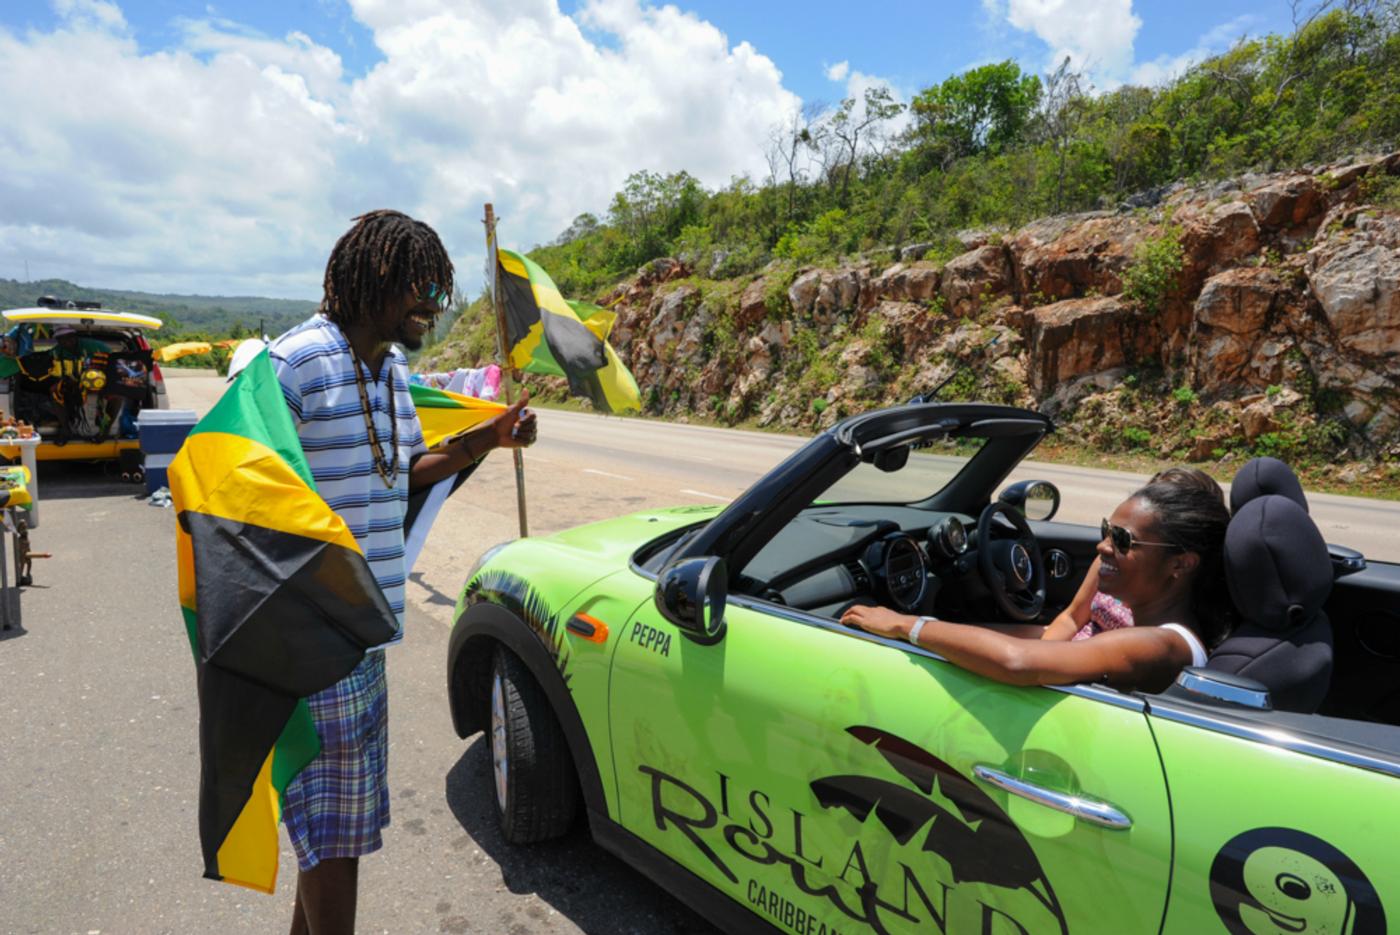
[270, 315, 426, 645]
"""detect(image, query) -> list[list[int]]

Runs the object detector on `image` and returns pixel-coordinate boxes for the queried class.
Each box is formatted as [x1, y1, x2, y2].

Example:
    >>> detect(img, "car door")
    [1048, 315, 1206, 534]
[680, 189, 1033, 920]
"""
[609, 593, 1175, 934]
[1145, 698, 1400, 933]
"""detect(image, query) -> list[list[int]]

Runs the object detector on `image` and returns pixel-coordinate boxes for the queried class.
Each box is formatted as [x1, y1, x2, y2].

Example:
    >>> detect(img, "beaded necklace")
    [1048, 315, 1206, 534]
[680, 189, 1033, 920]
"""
[352, 355, 399, 488]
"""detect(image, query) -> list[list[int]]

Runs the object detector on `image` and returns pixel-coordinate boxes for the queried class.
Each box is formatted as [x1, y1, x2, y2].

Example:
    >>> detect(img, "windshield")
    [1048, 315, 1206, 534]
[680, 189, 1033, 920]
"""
[811, 437, 988, 505]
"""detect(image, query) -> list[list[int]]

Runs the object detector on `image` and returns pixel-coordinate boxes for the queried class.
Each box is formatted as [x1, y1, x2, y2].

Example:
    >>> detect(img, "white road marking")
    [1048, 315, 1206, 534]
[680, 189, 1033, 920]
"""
[681, 488, 730, 502]
[584, 468, 633, 480]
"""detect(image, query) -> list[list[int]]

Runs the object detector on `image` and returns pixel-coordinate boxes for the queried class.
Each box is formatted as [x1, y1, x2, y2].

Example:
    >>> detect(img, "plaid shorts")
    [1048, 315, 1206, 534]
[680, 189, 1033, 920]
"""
[282, 652, 390, 871]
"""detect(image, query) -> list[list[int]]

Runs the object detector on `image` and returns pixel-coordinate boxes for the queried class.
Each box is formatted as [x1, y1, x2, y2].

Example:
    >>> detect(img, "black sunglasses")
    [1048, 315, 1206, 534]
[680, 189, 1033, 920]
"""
[1101, 518, 1179, 555]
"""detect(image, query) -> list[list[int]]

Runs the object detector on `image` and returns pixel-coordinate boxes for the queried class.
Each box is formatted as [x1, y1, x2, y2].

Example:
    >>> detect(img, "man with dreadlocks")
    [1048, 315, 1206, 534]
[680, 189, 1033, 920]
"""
[269, 210, 536, 934]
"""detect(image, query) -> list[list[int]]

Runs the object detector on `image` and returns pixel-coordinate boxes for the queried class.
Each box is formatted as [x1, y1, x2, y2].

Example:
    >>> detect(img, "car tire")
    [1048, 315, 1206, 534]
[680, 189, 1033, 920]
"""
[488, 646, 579, 843]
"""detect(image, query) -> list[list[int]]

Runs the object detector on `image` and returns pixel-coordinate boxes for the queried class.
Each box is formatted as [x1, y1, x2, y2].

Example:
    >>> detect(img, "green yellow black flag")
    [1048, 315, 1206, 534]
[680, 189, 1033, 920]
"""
[170, 350, 398, 893]
[402, 383, 506, 573]
[497, 248, 641, 414]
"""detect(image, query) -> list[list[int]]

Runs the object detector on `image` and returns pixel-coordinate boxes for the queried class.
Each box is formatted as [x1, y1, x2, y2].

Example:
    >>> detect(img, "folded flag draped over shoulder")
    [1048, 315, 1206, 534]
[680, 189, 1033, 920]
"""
[170, 350, 399, 893]
[497, 248, 641, 414]
[402, 383, 506, 574]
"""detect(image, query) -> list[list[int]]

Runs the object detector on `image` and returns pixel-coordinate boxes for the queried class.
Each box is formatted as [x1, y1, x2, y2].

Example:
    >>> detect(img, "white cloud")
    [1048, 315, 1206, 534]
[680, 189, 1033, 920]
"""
[1003, 0, 1141, 83]
[825, 60, 849, 82]
[52, 0, 128, 32]
[1130, 15, 1258, 86]
[1, 0, 800, 299]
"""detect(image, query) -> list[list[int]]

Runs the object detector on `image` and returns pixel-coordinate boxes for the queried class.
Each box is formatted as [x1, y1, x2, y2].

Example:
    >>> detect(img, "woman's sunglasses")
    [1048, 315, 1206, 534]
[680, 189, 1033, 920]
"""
[1101, 518, 1179, 555]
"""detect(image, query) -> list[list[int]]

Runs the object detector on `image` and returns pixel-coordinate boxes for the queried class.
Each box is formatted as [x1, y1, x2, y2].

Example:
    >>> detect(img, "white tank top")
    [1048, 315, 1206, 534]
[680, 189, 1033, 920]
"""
[1159, 623, 1208, 668]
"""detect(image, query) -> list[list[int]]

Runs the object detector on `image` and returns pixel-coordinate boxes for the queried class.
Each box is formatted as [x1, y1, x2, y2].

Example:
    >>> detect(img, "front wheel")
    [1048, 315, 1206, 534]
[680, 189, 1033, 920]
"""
[489, 647, 579, 843]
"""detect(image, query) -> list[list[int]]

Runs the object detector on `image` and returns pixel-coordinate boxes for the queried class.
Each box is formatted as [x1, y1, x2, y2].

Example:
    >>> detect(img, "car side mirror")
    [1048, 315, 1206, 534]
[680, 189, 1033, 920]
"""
[655, 556, 728, 644]
[998, 479, 1060, 521]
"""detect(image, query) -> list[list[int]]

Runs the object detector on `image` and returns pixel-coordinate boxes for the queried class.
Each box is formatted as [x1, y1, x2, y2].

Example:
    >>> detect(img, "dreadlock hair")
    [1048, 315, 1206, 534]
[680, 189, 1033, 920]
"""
[1130, 479, 1235, 649]
[321, 210, 454, 329]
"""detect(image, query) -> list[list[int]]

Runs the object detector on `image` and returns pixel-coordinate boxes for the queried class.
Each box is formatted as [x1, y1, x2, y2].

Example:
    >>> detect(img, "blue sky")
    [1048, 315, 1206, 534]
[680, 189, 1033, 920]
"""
[0, 0, 1298, 297]
[2, 0, 1292, 98]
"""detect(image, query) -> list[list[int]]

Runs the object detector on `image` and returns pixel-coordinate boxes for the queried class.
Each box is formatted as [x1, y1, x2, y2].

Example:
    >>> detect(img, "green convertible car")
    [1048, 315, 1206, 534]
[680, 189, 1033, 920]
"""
[447, 401, 1400, 935]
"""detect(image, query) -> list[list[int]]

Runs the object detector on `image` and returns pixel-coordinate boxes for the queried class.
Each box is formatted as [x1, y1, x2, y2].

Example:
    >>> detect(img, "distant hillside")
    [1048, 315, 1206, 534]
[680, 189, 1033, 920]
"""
[0, 278, 318, 336]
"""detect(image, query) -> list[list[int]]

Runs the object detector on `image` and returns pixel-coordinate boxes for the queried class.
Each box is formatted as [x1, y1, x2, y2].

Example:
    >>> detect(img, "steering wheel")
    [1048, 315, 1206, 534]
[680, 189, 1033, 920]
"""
[975, 501, 1046, 622]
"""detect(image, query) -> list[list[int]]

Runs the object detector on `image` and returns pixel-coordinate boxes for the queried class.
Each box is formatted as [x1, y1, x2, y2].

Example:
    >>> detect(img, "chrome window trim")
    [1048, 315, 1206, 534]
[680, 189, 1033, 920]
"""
[1146, 702, 1400, 781]
[1174, 668, 1272, 710]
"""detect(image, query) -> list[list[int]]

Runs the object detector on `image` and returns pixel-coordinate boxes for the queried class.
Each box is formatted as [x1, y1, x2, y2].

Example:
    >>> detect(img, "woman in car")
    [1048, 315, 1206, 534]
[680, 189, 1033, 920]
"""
[841, 479, 1232, 693]
[1040, 467, 1224, 642]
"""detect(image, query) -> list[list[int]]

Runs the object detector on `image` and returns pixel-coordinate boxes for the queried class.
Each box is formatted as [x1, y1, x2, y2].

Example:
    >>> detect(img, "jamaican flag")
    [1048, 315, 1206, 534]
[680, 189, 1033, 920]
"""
[497, 248, 641, 414]
[170, 350, 399, 893]
[402, 383, 506, 574]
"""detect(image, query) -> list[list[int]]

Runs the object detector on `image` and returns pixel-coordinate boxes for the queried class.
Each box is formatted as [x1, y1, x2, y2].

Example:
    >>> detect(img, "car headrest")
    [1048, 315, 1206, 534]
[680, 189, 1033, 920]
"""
[1224, 495, 1330, 631]
[1229, 456, 1308, 515]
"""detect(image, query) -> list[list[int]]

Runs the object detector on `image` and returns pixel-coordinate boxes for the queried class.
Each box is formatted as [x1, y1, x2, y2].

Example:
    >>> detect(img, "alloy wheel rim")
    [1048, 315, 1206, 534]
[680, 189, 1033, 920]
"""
[490, 671, 508, 812]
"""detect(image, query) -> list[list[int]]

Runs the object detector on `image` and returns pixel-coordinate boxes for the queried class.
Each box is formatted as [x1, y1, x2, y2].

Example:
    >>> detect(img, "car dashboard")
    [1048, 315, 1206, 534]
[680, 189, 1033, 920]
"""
[737, 505, 980, 619]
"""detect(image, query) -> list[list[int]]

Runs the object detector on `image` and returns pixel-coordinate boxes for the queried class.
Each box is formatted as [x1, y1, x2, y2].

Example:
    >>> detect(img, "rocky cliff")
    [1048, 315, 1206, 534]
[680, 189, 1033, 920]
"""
[434, 153, 1400, 475]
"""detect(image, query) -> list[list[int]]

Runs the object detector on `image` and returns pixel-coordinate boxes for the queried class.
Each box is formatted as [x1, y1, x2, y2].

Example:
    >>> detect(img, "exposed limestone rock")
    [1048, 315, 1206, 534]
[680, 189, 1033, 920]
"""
[1307, 212, 1400, 360]
[1179, 201, 1262, 286]
[1011, 214, 1149, 302]
[647, 284, 699, 363]
[872, 300, 941, 358]
[1246, 174, 1326, 232]
[737, 277, 770, 329]
[956, 228, 1005, 251]
[1236, 388, 1306, 441]
[813, 268, 865, 324]
[867, 263, 941, 307]
[1023, 296, 1146, 395]
[1189, 268, 1293, 387]
[788, 269, 822, 317]
[941, 245, 1012, 316]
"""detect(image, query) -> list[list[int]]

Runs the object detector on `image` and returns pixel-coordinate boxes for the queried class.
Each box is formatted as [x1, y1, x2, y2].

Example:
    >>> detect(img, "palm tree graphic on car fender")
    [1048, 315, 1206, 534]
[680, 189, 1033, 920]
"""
[811, 725, 1068, 935]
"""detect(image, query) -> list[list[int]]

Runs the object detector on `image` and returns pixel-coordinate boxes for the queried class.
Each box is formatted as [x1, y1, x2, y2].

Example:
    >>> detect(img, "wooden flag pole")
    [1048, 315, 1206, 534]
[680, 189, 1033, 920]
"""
[484, 203, 529, 537]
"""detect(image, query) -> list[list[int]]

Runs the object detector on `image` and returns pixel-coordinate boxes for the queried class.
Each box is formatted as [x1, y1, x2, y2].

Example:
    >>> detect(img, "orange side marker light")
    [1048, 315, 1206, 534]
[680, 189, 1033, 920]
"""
[566, 613, 610, 644]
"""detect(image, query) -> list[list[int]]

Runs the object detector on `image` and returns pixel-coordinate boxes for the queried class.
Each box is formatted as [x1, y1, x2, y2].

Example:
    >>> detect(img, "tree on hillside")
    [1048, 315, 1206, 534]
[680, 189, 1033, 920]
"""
[828, 87, 906, 203]
[1036, 57, 1089, 212]
[909, 61, 1042, 168]
[554, 213, 601, 246]
[607, 170, 705, 269]
[765, 102, 825, 223]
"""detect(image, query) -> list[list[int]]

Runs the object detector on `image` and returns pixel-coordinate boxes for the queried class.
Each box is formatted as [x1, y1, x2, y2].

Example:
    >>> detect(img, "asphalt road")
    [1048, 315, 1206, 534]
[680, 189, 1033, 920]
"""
[3, 372, 1395, 935]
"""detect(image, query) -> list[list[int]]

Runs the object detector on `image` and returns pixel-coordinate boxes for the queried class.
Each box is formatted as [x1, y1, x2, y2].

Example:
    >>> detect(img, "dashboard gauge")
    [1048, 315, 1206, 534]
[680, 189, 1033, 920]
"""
[931, 516, 969, 559]
[882, 535, 927, 612]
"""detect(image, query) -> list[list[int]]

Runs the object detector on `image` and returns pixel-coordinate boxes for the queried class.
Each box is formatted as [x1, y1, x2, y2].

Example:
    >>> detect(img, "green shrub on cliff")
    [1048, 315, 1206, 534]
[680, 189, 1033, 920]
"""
[1122, 226, 1185, 316]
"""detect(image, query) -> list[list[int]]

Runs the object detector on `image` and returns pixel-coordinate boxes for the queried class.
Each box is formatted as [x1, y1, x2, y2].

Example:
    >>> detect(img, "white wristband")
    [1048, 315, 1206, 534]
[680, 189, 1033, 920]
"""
[908, 616, 934, 646]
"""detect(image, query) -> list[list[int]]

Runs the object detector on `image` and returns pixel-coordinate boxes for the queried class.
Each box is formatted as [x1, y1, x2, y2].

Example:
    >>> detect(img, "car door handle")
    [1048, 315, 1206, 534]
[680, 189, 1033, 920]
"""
[973, 765, 1133, 830]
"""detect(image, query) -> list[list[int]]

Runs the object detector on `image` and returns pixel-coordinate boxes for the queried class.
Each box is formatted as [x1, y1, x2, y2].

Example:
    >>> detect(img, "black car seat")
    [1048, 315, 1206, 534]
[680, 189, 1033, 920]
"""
[1209, 492, 1334, 713]
[1230, 455, 1366, 578]
[1228, 455, 1308, 514]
